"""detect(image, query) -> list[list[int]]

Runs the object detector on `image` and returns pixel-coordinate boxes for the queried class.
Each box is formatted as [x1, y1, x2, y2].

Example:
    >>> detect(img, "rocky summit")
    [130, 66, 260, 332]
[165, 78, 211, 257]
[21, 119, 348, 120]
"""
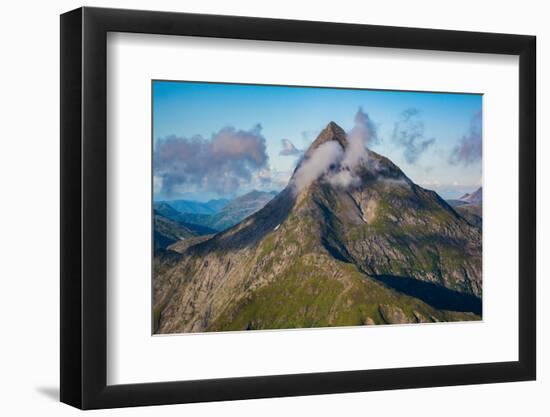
[153, 121, 482, 333]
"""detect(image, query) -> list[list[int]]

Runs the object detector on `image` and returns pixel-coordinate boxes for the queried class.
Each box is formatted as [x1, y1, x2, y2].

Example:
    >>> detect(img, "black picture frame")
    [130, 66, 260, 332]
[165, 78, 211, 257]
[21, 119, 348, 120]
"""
[60, 6, 536, 410]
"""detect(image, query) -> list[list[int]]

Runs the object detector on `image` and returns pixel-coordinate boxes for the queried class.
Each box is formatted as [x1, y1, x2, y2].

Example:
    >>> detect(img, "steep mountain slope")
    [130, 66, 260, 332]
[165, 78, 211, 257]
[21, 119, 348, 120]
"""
[448, 187, 483, 227]
[174, 218, 218, 236]
[454, 203, 482, 228]
[153, 122, 482, 333]
[168, 234, 215, 254]
[153, 211, 196, 250]
[153, 202, 218, 236]
[154, 202, 182, 219]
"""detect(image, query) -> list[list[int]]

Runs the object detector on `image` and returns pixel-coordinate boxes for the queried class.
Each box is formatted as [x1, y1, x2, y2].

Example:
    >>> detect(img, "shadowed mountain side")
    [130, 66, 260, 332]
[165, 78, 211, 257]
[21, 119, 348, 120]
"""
[447, 188, 482, 228]
[373, 275, 482, 315]
[188, 188, 296, 254]
[168, 234, 215, 253]
[455, 204, 482, 228]
[153, 212, 197, 250]
[154, 205, 219, 236]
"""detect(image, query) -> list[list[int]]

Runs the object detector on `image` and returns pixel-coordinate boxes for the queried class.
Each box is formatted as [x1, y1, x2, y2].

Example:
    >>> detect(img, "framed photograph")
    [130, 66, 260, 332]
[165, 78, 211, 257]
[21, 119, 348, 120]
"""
[60, 6, 536, 409]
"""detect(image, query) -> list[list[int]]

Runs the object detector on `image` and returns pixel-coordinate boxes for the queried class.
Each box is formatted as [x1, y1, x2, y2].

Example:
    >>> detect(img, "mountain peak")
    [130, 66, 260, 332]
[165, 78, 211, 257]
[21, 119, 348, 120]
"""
[460, 187, 482, 204]
[305, 121, 348, 157]
[326, 121, 344, 133]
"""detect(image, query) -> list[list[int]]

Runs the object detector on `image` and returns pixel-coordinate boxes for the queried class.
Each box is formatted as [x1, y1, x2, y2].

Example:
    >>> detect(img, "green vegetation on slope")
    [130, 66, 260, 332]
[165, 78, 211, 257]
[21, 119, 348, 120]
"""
[209, 254, 478, 332]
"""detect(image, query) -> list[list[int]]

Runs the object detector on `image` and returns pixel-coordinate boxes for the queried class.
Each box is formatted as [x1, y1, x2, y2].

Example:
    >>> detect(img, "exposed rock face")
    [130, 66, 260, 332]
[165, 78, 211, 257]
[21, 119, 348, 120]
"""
[153, 122, 482, 333]
[304, 121, 348, 158]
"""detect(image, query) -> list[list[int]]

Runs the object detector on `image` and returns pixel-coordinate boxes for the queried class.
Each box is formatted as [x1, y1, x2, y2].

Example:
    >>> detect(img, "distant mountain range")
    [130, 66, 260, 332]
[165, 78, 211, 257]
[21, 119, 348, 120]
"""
[153, 211, 196, 251]
[459, 187, 482, 205]
[155, 198, 229, 215]
[154, 190, 278, 234]
[153, 122, 483, 333]
[179, 190, 278, 232]
[153, 202, 218, 250]
[446, 187, 482, 228]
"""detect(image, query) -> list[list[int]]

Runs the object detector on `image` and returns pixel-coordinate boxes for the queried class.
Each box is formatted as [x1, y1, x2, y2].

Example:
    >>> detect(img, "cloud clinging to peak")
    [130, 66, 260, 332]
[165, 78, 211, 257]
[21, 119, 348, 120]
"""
[291, 108, 379, 193]
[292, 141, 344, 192]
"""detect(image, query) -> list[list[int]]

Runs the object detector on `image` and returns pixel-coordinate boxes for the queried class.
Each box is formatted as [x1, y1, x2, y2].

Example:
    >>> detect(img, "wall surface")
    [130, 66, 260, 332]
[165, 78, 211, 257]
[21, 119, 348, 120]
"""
[0, 0, 546, 415]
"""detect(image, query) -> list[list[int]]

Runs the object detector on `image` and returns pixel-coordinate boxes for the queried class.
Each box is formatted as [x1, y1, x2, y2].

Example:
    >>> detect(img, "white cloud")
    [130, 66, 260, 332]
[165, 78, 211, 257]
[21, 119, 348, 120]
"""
[291, 141, 344, 193]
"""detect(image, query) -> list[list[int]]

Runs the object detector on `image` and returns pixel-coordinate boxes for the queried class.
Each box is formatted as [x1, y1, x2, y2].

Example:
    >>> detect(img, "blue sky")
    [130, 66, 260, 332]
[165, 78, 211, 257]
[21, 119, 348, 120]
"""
[153, 80, 482, 201]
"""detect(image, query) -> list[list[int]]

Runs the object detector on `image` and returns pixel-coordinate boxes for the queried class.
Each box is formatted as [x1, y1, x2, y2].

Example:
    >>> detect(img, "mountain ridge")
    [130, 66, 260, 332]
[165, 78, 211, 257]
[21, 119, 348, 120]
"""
[154, 121, 482, 333]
